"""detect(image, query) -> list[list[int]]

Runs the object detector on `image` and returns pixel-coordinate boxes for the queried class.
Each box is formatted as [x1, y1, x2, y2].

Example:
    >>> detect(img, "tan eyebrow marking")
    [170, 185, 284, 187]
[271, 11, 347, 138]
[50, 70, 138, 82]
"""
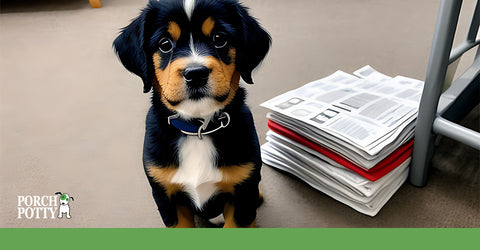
[202, 17, 215, 37]
[168, 21, 181, 42]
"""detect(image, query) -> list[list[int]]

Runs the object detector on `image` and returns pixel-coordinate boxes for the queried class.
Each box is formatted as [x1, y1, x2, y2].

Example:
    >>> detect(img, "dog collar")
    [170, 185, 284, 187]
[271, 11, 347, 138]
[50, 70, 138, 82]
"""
[167, 112, 231, 139]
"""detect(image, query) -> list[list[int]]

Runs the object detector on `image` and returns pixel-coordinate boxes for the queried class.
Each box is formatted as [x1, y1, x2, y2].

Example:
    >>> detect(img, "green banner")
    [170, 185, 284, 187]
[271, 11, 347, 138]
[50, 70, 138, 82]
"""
[1, 228, 479, 249]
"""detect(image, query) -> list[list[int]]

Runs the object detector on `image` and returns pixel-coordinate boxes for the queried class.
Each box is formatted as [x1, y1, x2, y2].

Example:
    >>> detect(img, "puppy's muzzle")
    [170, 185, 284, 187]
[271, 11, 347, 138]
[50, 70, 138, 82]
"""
[183, 64, 210, 88]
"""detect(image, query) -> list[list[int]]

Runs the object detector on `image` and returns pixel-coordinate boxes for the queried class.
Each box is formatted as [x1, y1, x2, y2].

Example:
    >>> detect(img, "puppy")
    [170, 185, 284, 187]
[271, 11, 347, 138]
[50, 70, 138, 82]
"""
[55, 192, 74, 219]
[113, 0, 270, 228]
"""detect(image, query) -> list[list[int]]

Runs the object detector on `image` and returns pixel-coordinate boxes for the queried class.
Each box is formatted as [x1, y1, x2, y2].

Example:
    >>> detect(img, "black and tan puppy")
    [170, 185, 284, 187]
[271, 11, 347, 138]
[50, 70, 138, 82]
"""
[113, 0, 270, 228]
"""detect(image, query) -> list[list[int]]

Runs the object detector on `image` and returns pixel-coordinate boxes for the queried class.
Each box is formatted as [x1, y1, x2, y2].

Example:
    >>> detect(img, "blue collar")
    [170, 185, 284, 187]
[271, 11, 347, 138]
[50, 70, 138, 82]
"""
[167, 112, 231, 139]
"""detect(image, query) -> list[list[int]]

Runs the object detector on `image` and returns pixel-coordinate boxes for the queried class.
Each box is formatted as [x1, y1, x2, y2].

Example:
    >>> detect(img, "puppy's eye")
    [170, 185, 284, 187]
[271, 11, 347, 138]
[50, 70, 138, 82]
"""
[213, 32, 228, 49]
[159, 37, 174, 53]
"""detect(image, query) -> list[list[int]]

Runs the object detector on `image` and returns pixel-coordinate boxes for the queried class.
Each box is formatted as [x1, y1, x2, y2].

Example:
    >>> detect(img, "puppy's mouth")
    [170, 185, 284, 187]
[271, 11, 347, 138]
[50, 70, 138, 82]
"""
[186, 84, 210, 101]
[162, 80, 234, 119]
[188, 86, 230, 102]
[164, 82, 230, 106]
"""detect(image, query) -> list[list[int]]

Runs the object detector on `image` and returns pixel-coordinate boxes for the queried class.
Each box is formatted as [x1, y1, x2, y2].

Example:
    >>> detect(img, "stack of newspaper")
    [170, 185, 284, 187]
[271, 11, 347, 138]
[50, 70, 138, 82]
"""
[260, 65, 424, 216]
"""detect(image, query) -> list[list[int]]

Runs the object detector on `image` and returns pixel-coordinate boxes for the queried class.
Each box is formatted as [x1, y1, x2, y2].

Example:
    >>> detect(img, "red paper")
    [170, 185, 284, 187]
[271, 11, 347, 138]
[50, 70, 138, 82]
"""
[267, 120, 413, 181]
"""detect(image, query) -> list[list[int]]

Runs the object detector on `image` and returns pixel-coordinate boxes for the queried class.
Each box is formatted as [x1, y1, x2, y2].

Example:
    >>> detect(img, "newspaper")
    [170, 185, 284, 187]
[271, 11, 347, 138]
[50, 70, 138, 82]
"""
[267, 112, 415, 168]
[265, 130, 408, 196]
[353, 65, 392, 82]
[261, 137, 409, 216]
[261, 66, 424, 156]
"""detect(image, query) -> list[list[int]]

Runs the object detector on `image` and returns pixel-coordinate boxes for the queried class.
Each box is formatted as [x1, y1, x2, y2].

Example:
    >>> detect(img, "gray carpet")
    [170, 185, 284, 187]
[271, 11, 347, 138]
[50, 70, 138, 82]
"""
[1, 0, 478, 228]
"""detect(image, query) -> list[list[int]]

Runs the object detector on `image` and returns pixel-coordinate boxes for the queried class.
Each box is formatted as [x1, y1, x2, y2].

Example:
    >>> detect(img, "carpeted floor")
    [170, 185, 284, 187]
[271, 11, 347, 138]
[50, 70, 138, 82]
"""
[1, 0, 478, 228]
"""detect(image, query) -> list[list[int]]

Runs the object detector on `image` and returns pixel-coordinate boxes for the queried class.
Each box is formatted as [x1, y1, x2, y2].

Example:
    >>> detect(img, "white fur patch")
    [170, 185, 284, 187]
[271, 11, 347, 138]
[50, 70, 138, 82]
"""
[184, 0, 195, 20]
[173, 136, 221, 209]
[209, 214, 225, 225]
[189, 34, 204, 61]
[175, 98, 223, 119]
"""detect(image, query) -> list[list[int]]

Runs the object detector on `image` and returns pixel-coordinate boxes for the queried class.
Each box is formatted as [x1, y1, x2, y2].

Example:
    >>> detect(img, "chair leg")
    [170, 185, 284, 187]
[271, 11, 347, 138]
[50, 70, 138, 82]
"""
[410, 130, 436, 187]
[89, 0, 101, 8]
[409, 0, 462, 187]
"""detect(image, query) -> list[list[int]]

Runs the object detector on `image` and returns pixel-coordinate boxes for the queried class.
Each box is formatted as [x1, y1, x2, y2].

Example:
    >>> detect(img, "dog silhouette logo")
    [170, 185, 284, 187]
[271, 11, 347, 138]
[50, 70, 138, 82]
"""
[55, 192, 74, 219]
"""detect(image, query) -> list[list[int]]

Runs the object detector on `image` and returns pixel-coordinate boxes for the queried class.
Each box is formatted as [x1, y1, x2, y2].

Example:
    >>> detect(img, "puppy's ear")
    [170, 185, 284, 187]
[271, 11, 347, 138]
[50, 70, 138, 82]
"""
[236, 4, 271, 84]
[113, 13, 152, 93]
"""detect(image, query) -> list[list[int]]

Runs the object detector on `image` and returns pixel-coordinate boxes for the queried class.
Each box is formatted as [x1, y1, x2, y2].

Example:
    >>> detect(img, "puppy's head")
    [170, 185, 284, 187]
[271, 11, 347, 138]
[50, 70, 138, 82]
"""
[59, 194, 70, 205]
[114, 0, 271, 118]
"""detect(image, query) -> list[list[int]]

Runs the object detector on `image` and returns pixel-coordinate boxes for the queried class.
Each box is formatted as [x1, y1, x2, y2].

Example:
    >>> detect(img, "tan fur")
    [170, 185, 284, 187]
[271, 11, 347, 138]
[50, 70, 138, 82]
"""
[205, 48, 238, 105]
[168, 21, 181, 42]
[153, 52, 189, 108]
[146, 165, 182, 198]
[147, 162, 256, 228]
[219, 163, 256, 228]
[202, 17, 215, 37]
[152, 48, 238, 111]
[147, 163, 253, 197]
[216, 163, 254, 193]
[170, 205, 195, 228]
[223, 203, 255, 228]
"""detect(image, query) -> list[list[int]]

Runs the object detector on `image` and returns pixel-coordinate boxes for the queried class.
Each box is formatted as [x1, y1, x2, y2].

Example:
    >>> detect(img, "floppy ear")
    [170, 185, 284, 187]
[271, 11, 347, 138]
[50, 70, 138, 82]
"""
[55, 192, 62, 195]
[236, 4, 271, 84]
[113, 13, 152, 93]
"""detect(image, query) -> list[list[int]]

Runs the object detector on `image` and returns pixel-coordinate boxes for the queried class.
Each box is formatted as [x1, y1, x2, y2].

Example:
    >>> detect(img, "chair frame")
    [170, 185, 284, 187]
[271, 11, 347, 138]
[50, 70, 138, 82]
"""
[410, 0, 480, 187]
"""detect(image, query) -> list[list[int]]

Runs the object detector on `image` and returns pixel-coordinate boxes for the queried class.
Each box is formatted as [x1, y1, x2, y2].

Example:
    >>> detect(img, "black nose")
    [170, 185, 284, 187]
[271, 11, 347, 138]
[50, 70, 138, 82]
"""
[183, 64, 210, 87]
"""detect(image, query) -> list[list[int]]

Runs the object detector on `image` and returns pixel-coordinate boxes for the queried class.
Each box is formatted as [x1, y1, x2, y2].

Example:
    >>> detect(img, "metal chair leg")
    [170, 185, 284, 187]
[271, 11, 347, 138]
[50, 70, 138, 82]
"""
[410, 0, 463, 187]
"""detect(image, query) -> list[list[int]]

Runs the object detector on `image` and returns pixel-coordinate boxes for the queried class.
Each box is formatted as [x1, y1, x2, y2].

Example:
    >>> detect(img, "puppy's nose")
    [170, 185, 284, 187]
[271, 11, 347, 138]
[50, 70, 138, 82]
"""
[183, 64, 210, 87]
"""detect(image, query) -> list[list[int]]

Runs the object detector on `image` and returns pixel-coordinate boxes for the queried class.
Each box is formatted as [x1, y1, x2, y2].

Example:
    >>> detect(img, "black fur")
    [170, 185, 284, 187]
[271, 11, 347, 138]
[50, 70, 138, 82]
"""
[113, 0, 270, 92]
[144, 88, 262, 226]
[113, 0, 270, 227]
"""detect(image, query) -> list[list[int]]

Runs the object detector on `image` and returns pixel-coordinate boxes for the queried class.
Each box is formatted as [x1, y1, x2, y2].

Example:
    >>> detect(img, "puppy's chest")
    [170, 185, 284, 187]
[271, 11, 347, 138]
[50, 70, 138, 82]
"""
[172, 136, 221, 209]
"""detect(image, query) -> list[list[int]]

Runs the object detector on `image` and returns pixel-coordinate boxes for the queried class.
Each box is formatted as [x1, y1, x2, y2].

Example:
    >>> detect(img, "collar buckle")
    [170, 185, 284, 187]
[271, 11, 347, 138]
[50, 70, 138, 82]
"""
[168, 112, 231, 139]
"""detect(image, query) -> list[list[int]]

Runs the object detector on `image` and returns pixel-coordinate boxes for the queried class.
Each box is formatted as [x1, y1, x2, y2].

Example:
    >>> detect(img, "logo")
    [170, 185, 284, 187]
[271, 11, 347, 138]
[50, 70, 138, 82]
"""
[55, 192, 74, 219]
[17, 191, 75, 219]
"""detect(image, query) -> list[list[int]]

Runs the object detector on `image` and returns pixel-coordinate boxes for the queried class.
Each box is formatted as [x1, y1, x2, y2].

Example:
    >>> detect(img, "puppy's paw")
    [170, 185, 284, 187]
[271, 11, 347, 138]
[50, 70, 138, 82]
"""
[208, 214, 225, 225]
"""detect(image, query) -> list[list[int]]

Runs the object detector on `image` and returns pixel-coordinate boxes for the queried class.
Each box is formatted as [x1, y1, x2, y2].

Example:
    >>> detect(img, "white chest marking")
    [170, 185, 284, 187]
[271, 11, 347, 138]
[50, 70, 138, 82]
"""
[173, 136, 221, 209]
[176, 98, 223, 119]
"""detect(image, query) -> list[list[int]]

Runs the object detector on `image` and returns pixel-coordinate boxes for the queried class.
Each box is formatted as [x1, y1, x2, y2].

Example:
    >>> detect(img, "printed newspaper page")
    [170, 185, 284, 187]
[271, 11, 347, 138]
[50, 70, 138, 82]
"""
[267, 111, 415, 167]
[261, 66, 424, 156]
